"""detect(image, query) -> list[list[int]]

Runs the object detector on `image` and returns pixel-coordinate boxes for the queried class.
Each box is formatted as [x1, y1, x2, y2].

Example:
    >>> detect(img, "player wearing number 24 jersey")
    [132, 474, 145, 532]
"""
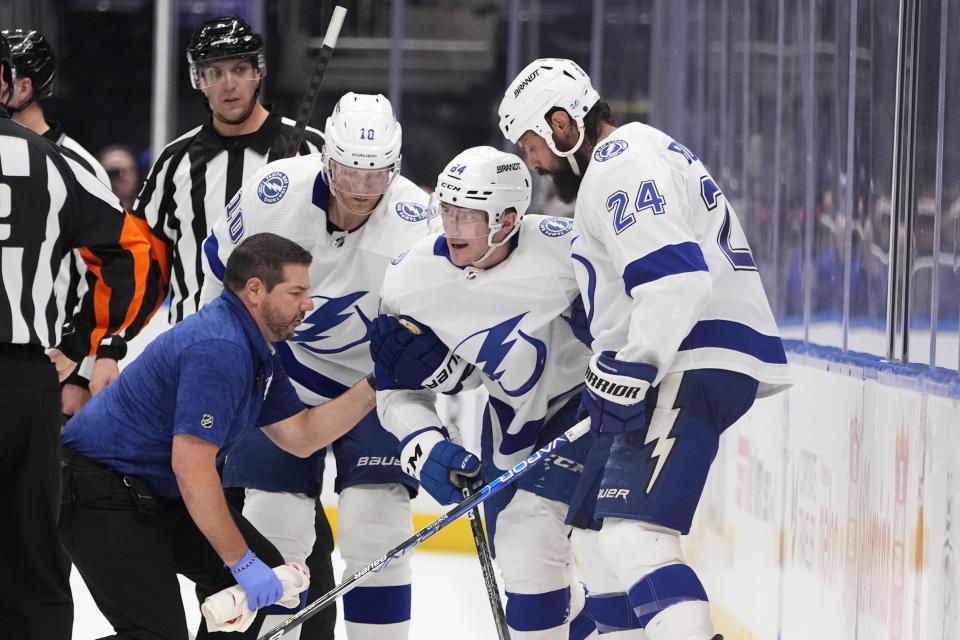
[499, 58, 791, 640]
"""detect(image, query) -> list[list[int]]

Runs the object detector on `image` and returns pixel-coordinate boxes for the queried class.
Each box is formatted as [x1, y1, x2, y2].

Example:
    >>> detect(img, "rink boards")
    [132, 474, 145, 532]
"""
[686, 342, 960, 639]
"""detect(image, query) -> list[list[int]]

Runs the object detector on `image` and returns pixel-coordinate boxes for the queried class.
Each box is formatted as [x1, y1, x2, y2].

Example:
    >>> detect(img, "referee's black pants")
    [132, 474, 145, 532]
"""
[60, 449, 285, 640]
[0, 346, 73, 640]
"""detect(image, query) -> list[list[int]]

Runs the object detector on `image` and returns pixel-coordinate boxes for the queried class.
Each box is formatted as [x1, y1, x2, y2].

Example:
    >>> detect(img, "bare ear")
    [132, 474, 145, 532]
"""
[243, 276, 265, 301]
[549, 109, 573, 135]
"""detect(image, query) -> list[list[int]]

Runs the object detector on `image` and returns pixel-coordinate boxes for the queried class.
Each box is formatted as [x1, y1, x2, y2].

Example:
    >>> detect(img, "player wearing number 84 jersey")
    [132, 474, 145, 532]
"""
[499, 58, 791, 640]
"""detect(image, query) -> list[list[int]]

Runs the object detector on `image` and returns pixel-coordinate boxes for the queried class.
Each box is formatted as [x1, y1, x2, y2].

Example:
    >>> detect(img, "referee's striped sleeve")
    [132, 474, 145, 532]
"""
[57, 157, 152, 360]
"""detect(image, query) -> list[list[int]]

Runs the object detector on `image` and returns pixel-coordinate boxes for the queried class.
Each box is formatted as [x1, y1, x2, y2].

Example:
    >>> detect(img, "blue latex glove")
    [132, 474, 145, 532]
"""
[581, 351, 657, 433]
[229, 549, 284, 611]
[369, 314, 467, 392]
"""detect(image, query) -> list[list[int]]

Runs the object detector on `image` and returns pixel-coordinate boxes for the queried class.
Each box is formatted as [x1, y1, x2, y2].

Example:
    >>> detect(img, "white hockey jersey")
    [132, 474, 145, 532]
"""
[377, 215, 591, 472]
[573, 122, 791, 397]
[200, 154, 432, 405]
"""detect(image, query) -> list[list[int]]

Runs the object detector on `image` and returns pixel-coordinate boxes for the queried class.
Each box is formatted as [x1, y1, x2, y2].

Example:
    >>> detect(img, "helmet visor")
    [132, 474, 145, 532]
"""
[329, 160, 395, 197]
[191, 55, 264, 89]
[435, 199, 489, 240]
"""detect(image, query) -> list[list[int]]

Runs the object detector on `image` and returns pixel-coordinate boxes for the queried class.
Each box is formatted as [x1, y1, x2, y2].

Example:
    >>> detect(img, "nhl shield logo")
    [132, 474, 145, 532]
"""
[594, 139, 629, 163]
[257, 171, 289, 204]
[539, 217, 573, 237]
[200, 414, 214, 429]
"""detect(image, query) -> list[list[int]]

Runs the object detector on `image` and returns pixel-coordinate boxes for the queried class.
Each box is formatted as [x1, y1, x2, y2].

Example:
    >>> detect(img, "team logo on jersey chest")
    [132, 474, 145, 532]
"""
[257, 171, 289, 204]
[594, 139, 629, 162]
[539, 217, 573, 237]
[395, 201, 427, 222]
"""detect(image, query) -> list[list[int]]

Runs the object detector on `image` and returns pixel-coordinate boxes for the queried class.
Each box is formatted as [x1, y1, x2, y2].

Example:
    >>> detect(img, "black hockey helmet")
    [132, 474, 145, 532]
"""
[0, 29, 55, 101]
[0, 32, 15, 104]
[186, 16, 265, 89]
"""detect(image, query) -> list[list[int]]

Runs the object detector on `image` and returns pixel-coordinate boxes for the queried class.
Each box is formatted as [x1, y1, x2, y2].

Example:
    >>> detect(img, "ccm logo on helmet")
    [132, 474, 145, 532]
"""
[585, 369, 643, 400]
[512, 69, 541, 98]
[440, 181, 461, 192]
[496, 162, 521, 173]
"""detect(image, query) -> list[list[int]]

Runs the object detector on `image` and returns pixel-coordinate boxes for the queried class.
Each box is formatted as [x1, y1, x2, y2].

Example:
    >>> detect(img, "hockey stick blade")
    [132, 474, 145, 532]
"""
[286, 5, 347, 158]
[256, 417, 590, 640]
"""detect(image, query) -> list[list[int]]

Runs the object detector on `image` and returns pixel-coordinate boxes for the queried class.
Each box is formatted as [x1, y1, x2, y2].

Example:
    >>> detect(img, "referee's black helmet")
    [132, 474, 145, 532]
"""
[0, 29, 55, 101]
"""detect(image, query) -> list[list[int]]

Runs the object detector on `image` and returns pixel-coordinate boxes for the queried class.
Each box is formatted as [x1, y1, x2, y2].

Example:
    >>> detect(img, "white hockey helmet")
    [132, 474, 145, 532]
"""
[323, 92, 402, 172]
[498, 58, 600, 170]
[432, 146, 531, 264]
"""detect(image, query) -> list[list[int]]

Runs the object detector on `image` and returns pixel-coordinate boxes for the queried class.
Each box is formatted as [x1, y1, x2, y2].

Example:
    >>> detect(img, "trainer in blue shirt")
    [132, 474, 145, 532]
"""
[60, 232, 377, 640]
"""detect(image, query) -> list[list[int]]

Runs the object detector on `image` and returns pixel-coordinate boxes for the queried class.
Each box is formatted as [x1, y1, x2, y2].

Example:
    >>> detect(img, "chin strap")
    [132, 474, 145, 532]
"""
[470, 219, 522, 267]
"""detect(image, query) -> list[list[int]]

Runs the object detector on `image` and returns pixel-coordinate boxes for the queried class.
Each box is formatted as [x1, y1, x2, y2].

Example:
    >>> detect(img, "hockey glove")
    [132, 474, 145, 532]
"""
[369, 314, 472, 393]
[398, 426, 481, 505]
[581, 351, 657, 434]
[229, 549, 285, 611]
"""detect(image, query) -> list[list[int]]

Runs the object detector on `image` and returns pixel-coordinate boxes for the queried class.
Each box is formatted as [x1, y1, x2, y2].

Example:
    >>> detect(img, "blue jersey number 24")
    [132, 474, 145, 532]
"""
[605, 180, 666, 235]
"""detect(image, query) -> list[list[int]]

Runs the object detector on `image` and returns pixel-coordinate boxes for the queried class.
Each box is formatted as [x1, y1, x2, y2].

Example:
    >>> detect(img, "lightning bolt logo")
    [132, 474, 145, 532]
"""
[290, 291, 371, 354]
[644, 408, 679, 494]
[457, 313, 547, 398]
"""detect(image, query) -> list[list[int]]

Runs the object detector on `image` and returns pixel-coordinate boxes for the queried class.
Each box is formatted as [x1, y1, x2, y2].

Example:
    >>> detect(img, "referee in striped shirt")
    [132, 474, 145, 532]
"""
[0, 34, 152, 640]
[131, 15, 323, 327]
[2, 28, 160, 416]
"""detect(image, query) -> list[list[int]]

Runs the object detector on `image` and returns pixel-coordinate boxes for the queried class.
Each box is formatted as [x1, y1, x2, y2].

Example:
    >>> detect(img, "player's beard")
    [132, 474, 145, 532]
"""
[544, 161, 582, 204]
[263, 299, 305, 342]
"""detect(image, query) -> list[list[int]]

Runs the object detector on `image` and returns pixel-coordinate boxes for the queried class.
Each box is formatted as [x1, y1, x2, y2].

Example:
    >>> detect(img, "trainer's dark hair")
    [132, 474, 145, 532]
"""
[548, 98, 616, 147]
[223, 232, 312, 293]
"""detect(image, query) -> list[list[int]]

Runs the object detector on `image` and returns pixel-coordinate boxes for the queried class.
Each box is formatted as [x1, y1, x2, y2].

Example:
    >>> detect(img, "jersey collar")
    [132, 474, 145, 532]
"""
[199, 105, 283, 155]
[41, 119, 65, 145]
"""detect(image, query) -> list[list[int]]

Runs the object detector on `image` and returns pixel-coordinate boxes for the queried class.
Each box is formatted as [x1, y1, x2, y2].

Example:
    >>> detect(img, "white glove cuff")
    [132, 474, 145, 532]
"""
[421, 352, 470, 394]
[399, 427, 446, 479]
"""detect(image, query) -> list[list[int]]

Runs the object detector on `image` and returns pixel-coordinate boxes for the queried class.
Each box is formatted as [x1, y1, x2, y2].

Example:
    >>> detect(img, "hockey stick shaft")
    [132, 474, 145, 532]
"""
[257, 417, 591, 640]
[286, 5, 347, 158]
[464, 489, 511, 639]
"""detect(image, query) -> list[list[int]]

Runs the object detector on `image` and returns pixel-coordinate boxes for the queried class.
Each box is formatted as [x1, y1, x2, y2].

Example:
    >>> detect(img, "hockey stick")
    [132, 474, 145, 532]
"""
[286, 5, 347, 157]
[256, 417, 591, 640]
[462, 485, 512, 639]
[446, 421, 511, 639]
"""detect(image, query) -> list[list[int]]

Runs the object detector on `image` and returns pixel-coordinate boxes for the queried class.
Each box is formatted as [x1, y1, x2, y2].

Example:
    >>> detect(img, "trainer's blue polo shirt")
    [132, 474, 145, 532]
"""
[62, 289, 305, 498]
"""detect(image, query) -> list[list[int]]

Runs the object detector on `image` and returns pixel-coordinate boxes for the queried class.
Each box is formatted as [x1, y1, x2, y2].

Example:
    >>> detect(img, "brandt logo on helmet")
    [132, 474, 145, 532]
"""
[496, 162, 521, 174]
[539, 217, 573, 237]
[200, 414, 214, 429]
[257, 171, 289, 204]
[395, 202, 427, 222]
[513, 68, 541, 98]
[594, 139, 629, 163]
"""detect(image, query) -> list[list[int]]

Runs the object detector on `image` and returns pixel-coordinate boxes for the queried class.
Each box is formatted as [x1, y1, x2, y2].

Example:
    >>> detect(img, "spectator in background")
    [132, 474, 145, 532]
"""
[98, 144, 141, 210]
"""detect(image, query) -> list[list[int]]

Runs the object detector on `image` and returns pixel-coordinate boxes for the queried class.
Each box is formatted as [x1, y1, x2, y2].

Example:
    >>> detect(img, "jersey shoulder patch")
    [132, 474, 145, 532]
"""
[257, 171, 290, 204]
[593, 138, 629, 163]
[394, 201, 428, 222]
[538, 216, 574, 237]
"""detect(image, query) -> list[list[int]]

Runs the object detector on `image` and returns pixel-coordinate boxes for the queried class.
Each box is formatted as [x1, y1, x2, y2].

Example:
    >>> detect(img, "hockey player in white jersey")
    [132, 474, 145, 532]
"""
[201, 93, 431, 639]
[498, 59, 793, 640]
[370, 146, 646, 639]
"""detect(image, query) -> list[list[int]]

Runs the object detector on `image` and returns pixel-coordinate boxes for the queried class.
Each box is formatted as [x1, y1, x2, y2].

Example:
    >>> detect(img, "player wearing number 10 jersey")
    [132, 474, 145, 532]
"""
[499, 59, 792, 640]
